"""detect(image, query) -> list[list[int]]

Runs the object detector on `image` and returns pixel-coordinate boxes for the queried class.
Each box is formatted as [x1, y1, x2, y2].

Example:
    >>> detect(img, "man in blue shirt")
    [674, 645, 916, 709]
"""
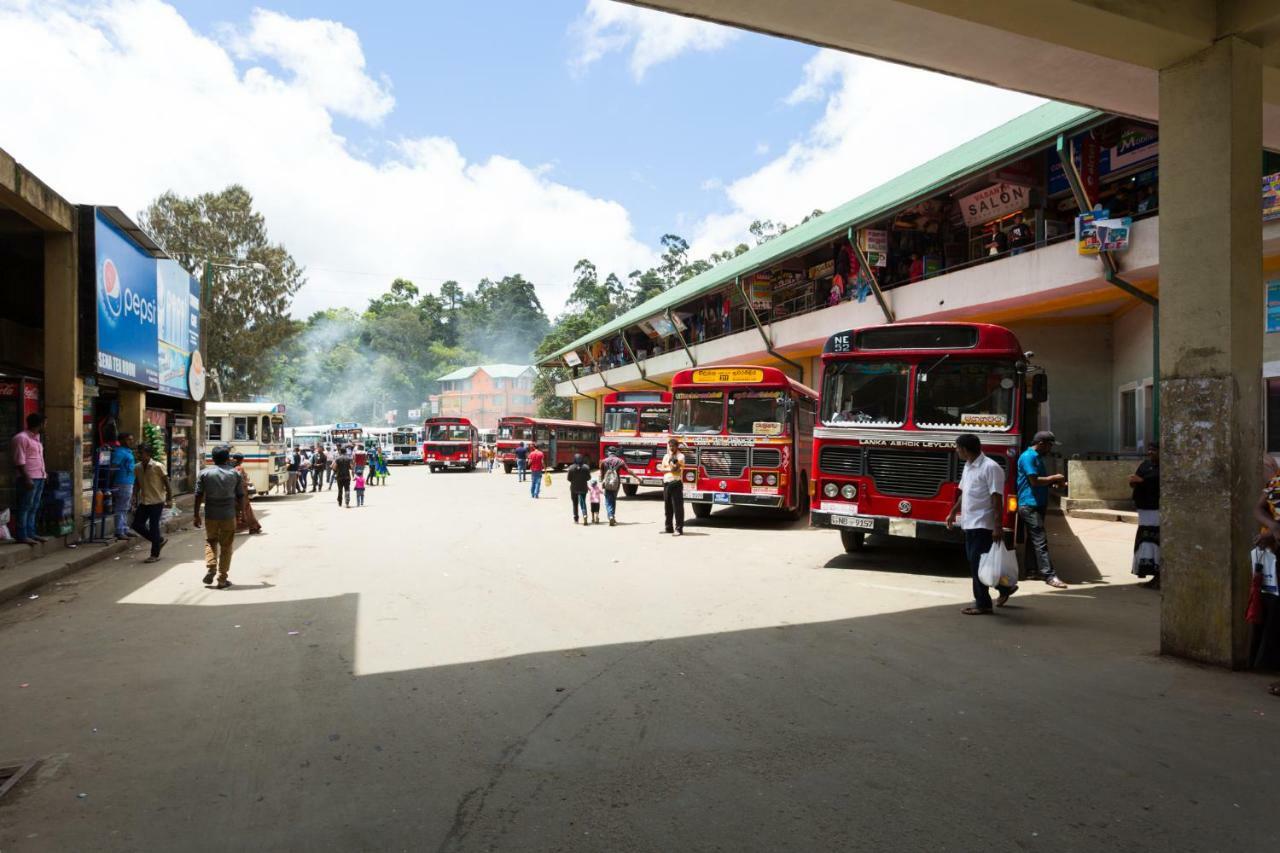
[514, 441, 528, 482]
[110, 433, 138, 541]
[1017, 430, 1068, 588]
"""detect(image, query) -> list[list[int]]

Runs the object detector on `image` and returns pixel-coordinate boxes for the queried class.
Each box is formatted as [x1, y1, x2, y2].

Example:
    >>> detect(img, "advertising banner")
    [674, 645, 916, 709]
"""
[858, 228, 889, 268]
[958, 183, 1031, 226]
[1268, 280, 1280, 333]
[1094, 217, 1133, 252]
[95, 210, 159, 386]
[156, 259, 201, 398]
[1264, 173, 1280, 222]
[1075, 208, 1108, 255]
[748, 272, 772, 310]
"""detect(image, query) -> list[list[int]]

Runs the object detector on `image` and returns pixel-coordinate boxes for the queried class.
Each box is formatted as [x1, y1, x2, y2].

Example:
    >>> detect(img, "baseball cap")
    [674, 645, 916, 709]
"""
[1032, 430, 1057, 445]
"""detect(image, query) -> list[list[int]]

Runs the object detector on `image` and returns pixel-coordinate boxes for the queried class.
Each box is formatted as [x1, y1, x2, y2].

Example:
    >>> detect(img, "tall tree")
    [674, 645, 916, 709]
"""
[140, 185, 304, 398]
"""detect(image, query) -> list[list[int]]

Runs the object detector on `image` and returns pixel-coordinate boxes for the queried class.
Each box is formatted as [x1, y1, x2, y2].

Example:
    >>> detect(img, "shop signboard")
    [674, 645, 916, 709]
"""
[1094, 217, 1133, 252]
[958, 183, 1031, 226]
[858, 229, 889, 268]
[1075, 208, 1109, 255]
[1108, 127, 1158, 172]
[95, 210, 159, 387]
[747, 272, 772, 310]
[1268, 280, 1280, 333]
[807, 259, 834, 280]
[407, 409, 422, 421]
[563, 350, 582, 367]
[156, 260, 202, 398]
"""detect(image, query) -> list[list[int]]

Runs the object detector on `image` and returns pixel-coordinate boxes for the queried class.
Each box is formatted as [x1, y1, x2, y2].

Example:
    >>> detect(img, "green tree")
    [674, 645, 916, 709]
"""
[140, 185, 304, 399]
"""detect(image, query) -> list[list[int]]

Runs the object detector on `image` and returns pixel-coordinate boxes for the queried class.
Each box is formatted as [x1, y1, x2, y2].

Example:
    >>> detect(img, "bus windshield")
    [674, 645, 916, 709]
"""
[729, 391, 787, 435]
[429, 425, 472, 441]
[269, 418, 285, 444]
[499, 423, 531, 440]
[638, 408, 670, 434]
[603, 406, 638, 433]
[821, 361, 910, 427]
[393, 429, 417, 443]
[672, 392, 724, 434]
[914, 360, 1018, 430]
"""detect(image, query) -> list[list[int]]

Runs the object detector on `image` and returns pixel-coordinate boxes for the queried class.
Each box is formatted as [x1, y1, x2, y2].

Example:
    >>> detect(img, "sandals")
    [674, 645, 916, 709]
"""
[961, 607, 993, 616]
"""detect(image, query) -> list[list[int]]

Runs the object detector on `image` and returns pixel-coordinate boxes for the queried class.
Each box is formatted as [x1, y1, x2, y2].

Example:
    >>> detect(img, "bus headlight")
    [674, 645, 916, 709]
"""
[683, 470, 697, 483]
[752, 474, 764, 485]
[766, 474, 778, 486]
[841, 483, 858, 500]
[823, 482, 838, 498]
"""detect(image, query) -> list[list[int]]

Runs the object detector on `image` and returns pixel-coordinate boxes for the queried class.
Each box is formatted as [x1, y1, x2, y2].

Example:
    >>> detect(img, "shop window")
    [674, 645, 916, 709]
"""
[207, 419, 223, 442]
[1120, 386, 1138, 450]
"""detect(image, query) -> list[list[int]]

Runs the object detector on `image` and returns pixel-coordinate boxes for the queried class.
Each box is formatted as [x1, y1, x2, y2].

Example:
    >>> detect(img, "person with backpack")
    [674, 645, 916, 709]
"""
[566, 453, 592, 525]
[599, 446, 625, 526]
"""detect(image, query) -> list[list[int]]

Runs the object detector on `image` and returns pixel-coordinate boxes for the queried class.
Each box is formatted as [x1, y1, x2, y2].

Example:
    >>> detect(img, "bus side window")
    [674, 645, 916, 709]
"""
[261, 416, 271, 440]
[233, 417, 248, 441]
[208, 419, 223, 442]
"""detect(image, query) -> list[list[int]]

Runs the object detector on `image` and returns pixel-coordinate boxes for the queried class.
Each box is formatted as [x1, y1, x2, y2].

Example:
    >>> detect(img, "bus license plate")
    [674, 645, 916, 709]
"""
[713, 492, 731, 505]
[832, 515, 874, 530]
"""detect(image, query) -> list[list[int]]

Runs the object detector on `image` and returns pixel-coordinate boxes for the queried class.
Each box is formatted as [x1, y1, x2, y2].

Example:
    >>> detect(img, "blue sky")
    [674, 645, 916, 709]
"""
[0, 0, 1042, 315]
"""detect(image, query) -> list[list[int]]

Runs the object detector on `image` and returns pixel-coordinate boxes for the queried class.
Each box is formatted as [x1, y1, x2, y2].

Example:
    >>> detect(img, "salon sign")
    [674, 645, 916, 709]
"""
[958, 182, 1030, 226]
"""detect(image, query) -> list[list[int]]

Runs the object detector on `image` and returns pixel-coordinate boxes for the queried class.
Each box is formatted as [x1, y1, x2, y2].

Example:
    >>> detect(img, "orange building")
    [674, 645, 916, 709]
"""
[433, 364, 536, 430]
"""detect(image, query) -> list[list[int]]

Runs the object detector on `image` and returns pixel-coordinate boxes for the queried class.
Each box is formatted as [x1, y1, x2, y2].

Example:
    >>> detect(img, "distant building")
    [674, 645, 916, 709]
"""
[434, 364, 535, 430]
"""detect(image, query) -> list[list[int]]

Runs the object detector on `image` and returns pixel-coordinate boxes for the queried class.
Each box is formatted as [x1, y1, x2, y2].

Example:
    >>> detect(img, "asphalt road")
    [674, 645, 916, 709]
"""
[1, 465, 1276, 852]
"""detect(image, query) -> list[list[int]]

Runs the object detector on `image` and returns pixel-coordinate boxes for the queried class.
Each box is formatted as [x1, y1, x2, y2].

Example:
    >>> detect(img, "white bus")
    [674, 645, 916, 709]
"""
[205, 402, 288, 496]
[390, 426, 424, 464]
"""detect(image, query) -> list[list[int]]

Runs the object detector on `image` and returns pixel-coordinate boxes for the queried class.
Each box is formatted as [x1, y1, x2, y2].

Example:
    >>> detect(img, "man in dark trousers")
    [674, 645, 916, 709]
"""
[311, 445, 328, 492]
[514, 441, 528, 482]
[567, 453, 592, 526]
[332, 446, 354, 508]
[1017, 431, 1068, 588]
[947, 433, 1013, 614]
[657, 437, 687, 536]
[131, 443, 172, 563]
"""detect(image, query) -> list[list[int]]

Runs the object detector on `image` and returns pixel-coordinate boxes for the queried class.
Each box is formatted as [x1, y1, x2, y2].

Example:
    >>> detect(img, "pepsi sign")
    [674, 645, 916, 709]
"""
[95, 210, 160, 386]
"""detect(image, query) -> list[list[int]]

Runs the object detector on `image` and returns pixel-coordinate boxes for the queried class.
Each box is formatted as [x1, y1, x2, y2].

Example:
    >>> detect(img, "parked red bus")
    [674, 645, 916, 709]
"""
[810, 322, 1047, 553]
[599, 390, 671, 497]
[669, 365, 818, 519]
[497, 416, 602, 473]
[422, 417, 479, 472]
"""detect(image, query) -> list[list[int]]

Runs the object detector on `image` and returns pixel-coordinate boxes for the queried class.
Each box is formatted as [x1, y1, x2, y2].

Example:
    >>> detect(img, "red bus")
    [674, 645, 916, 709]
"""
[810, 322, 1047, 553]
[669, 365, 818, 519]
[497, 416, 602, 473]
[422, 417, 479, 472]
[599, 390, 671, 497]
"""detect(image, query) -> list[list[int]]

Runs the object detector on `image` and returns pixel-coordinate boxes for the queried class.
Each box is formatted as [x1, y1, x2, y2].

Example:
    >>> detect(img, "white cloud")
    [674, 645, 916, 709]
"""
[0, 0, 654, 318]
[570, 0, 737, 80]
[690, 50, 1046, 256]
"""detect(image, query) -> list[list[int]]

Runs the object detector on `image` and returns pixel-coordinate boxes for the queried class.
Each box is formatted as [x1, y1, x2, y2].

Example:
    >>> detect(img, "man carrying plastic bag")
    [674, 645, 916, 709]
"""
[946, 433, 1017, 615]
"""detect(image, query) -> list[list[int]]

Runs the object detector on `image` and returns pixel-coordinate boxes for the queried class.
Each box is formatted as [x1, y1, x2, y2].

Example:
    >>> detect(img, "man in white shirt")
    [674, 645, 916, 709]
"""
[946, 432, 1015, 614]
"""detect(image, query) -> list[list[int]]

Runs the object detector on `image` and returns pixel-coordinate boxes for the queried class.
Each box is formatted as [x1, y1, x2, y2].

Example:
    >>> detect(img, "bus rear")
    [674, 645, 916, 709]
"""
[810, 322, 1044, 553]
[599, 390, 671, 497]
[423, 417, 478, 471]
[496, 416, 538, 474]
[670, 366, 817, 520]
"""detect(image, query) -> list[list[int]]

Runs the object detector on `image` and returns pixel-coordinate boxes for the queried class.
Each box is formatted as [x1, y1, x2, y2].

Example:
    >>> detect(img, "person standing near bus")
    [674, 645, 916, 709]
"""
[1017, 431, 1069, 588]
[333, 446, 354, 508]
[528, 442, 545, 498]
[658, 437, 687, 535]
[599, 446, 625, 526]
[515, 441, 529, 482]
[567, 453, 592, 525]
[286, 449, 300, 495]
[312, 445, 327, 493]
[193, 446, 245, 589]
[947, 433, 1014, 614]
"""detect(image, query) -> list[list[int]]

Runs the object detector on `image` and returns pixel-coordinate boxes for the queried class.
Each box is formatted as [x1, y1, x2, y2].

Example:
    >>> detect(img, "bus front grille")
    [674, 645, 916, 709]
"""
[866, 449, 950, 498]
[623, 447, 655, 467]
[697, 447, 749, 478]
[751, 448, 782, 469]
[819, 446, 863, 476]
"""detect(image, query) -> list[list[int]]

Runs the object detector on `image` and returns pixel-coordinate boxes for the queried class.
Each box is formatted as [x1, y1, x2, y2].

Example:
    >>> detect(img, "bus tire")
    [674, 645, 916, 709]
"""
[789, 474, 810, 521]
[504, 463, 513, 474]
[691, 502, 712, 519]
[622, 483, 639, 498]
[840, 530, 866, 553]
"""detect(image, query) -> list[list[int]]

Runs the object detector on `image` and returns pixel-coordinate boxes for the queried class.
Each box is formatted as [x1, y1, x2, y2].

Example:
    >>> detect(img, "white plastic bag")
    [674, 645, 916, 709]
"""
[978, 541, 1019, 589]
[0, 508, 10, 541]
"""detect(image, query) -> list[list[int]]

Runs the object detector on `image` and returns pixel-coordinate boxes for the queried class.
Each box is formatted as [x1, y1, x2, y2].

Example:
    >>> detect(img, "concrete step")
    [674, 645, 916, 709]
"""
[1062, 497, 1133, 512]
[1066, 507, 1139, 524]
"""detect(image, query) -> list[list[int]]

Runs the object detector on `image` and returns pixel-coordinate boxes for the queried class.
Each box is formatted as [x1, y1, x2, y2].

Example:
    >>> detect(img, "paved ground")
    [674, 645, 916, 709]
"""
[0, 466, 1275, 852]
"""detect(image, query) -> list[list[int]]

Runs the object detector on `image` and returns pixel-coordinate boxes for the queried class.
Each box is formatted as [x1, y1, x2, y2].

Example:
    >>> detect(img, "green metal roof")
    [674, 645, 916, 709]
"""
[545, 101, 1101, 363]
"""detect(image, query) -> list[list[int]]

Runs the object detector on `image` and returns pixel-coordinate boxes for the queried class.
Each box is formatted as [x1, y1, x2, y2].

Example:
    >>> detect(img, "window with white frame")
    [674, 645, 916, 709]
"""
[1119, 379, 1156, 451]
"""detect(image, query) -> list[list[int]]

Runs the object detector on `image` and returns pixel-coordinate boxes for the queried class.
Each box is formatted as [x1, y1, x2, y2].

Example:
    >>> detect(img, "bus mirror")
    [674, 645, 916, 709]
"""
[1031, 373, 1048, 403]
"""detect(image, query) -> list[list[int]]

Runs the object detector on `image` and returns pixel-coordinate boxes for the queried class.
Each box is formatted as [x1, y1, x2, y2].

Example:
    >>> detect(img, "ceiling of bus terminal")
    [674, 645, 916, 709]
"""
[624, 0, 1280, 149]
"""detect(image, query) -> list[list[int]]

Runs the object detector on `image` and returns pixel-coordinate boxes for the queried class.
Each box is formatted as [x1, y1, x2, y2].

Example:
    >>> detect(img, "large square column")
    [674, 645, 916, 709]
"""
[43, 231, 83, 532]
[1158, 37, 1262, 667]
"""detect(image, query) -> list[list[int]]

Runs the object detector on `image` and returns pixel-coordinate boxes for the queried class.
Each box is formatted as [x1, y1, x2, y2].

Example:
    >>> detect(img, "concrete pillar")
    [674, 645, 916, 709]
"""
[1158, 37, 1262, 667]
[118, 387, 146, 445]
[42, 232, 83, 531]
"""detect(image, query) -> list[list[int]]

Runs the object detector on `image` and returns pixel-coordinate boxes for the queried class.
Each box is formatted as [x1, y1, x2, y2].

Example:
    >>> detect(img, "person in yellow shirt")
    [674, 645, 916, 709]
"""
[131, 444, 172, 563]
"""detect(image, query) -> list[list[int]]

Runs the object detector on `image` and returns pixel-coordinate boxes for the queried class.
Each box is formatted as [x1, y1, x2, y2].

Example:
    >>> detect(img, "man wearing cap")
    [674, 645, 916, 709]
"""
[1017, 431, 1069, 588]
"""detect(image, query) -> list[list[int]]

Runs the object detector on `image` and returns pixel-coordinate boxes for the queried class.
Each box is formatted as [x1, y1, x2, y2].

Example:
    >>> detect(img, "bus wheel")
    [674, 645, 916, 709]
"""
[504, 463, 513, 474]
[622, 483, 639, 498]
[789, 474, 810, 521]
[691, 502, 712, 519]
[840, 530, 866, 553]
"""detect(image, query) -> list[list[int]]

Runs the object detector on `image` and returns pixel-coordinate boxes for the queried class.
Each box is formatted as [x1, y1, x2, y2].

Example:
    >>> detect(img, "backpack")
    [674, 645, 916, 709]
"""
[602, 465, 621, 492]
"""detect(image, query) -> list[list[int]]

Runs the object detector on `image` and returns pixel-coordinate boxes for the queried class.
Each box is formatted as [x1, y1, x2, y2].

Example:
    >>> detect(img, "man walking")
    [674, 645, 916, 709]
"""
[111, 433, 138, 540]
[311, 445, 328, 492]
[333, 445, 354, 507]
[528, 442, 545, 498]
[567, 453, 592, 525]
[193, 446, 245, 589]
[11, 412, 47, 545]
[947, 433, 1014, 615]
[1017, 430, 1069, 588]
[131, 444, 171, 563]
[515, 441, 528, 482]
[599, 445, 625, 526]
[286, 449, 300, 495]
[657, 437, 686, 535]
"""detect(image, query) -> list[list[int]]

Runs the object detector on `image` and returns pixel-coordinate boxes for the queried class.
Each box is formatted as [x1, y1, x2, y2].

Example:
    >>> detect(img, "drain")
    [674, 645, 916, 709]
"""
[0, 759, 39, 802]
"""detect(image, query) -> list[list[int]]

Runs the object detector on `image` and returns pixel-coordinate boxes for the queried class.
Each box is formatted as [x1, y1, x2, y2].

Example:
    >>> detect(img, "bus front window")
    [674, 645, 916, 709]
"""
[821, 362, 910, 427]
[673, 392, 724, 434]
[604, 406, 638, 433]
[914, 361, 1017, 430]
[429, 425, 472, 441]
[729, 391, 787, 435]
[271, 418, 285, 444]
[638, 408, 670, 434]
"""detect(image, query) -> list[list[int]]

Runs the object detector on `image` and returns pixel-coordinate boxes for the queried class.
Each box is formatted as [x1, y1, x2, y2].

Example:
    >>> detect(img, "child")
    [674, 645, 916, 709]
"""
[588, 478, 604, 524]
[354, 472, 366, 507]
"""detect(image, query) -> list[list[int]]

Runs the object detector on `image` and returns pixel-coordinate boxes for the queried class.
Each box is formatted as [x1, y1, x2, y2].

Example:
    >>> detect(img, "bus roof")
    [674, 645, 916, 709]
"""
[423, 416, 475, 425]
[670, 365, 818, 401]
[498, 415, 600, 429]
[206, 402, 286, 415]
[822, 322, 1024, 358]
[601, 391, 671, 405]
